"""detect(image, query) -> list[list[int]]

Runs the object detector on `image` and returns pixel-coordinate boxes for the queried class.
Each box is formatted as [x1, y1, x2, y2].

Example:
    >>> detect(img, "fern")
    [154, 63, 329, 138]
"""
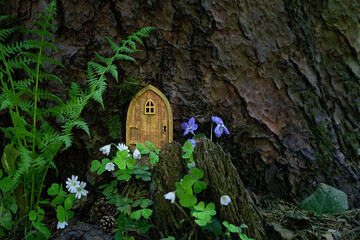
[0, 0, 154, 235]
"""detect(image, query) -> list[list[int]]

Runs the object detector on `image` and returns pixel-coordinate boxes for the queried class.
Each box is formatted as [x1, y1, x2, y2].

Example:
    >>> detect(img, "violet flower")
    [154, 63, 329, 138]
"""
[181, 117, 198, 136]
[212, 116, 230, 138]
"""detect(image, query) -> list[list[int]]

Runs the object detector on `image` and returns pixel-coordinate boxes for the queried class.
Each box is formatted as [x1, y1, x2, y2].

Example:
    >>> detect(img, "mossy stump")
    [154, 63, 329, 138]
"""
[152, 139, 266, 239]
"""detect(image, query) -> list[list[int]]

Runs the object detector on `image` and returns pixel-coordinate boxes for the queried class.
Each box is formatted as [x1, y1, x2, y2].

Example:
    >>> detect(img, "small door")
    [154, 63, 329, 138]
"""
[126, 85, 173, 150]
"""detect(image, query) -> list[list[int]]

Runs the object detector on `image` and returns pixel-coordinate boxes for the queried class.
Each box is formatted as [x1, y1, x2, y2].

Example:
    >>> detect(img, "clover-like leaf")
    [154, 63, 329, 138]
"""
[47, 183, 60, 196]
[191, 168, 204, 180]
[301, 183, 349, 216]
[182, 141, 193, 159]
[57, 205, 65, 222]
[64, 197, 73, 210]
[149, 151, 159, 164]
[90, 160, 101, 172]
[130, 210, 142, 220]
[142, 209, 153, 219]
[194, 180, 207, 193]
[136, 143, 149, 154]
[126, 157, 136, 168]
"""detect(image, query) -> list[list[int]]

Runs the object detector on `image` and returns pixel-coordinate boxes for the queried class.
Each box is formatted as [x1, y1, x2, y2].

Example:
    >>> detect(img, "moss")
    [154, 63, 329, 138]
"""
[311, 120, 335, 165]
[105, 114, 123, 140]
[116, 76, 144, 106]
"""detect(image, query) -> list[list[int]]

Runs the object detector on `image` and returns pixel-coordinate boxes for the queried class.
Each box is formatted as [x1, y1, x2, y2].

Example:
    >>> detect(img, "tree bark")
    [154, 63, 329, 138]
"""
[1, 0, 359, 207]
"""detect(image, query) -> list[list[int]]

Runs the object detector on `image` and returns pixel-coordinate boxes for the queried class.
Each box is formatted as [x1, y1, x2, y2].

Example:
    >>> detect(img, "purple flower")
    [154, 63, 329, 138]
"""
[181, 117, 198, 136]
[187, 139, 196, 148]
[212, 116, 230, 138]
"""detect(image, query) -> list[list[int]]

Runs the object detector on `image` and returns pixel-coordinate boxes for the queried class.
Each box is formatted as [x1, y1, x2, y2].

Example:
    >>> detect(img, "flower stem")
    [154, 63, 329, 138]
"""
[210, 121, 213, 141]
[174, 202, 195, 228]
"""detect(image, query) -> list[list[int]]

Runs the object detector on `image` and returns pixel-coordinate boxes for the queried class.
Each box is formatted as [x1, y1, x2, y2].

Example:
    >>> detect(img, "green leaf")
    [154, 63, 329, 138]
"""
[64, 197, 73, 210]
[32, 222, 51, 239]
[182, 141, 193, 159]
[140, 199, 153, 208]
[201, 217, 222, 237]
[149, 151, 159, 164]
[51, 194, 65, 205]
[56, 205, 65, 222]
[29, 210, 37, 221]
[0, 176, 12, 192]
[182, 175, 195, 188]
[179, 193, 197, 208]
[195, 219, 208, 226]
[47, 183, 60, 195]
[1, 144, 19, 174]
[194, 201, 205, 211]
[142, 209, 153, 219]
[223, 221, 240, 233]
[114, 156, 126, 169]
[90, 160, 101, 172]
[0, 169, 2, 179]
[130, 210, 142, 220]
[126, 157, 136, 168]
[191, 168, 204, 179]
[301, 183, 349, 215]
[194, 180, 207, 194]
[136, 143, 149, 154]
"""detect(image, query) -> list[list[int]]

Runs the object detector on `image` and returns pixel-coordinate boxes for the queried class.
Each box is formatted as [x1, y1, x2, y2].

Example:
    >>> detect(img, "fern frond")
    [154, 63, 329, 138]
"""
[88, 61, 107, 75]
[29, 29, 53, 40]
[58, 133, 73, 149]
[107, 64, 118, 81]
[13, 78, 34, 89]
[0, 28, 16, 42]
[26, 40, 57, 52]
[114, 54, 136, 62]
[129, 34, 143, 46]
[10, 146, 32, 189]
[94, 52, 112, 65]
[105, 37, 121, 52]
[72, 118, 90, 137]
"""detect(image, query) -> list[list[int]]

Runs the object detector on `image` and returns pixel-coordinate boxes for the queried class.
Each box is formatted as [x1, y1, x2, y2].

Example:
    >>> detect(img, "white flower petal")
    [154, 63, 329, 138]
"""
[220, 195, 231, 206]
[105, 162, 115, 171]
[57, 221, 68, 229]
[99, 144, 111, 155]
[164, 191, 176, 203]
[116, 143, 130, 152]
[133, 149, 141, 159]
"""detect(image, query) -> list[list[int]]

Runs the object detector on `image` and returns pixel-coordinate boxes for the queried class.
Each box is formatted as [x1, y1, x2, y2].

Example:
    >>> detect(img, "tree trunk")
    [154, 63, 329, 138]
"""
[152, 140, 266, 239]
[1, 0, 359, 207]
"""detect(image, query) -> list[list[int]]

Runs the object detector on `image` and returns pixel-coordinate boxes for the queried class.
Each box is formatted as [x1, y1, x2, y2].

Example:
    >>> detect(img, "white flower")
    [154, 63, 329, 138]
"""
[116, 143, 129, 152]
[65, 175, 80, 193]
[133, 148, 141, 159]
[164, 191, 176, 203]
[99, 144, 111, 155]
[57, 220, 68, 229]
[220, 195, 231, 206]
[105, 162, 115, 172]
[75, 181, 88, 199]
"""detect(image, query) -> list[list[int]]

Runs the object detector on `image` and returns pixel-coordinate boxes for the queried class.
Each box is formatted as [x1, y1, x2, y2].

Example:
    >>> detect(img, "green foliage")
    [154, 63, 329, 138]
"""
[301, 183, 349, 216]
[105, 114, 123, 140]
[136, 142, 160, 164]
[192, 201, 216, 226]
[223, 221, 253, 240]
[0, 0, 154, 236]
[116, 76, 144, 106]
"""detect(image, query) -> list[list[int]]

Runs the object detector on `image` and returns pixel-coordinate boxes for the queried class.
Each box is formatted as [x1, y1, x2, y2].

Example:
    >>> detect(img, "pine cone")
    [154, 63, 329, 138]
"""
[90, 197, 115, 223]
[100, 215, 117, 232]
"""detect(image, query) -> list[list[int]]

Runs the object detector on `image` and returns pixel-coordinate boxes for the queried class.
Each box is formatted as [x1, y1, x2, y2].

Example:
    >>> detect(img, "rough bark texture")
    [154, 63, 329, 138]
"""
[1, 0, 360, 207]
[152, 140, 266, 239]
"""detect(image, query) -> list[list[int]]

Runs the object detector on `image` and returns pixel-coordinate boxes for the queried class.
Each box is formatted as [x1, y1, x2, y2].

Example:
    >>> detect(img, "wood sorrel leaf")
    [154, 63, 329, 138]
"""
[47, 183, 60, 196]
[194, 180, 207, 193]
[57, 205, 65, 222]
[149, 151, 159, 164]
[191, 168, 204, 180]
[182, 141, 193, 159]
[130, 210, 142, 220]
[179, 193, 197, 208]
[90, 160, 101, 172]
[126, 157, 136, 168]
[142, 209, 153, 219]
[301, 183, 349, 215]
[136, 143, 149, 154]
[64, 197, 73, 210]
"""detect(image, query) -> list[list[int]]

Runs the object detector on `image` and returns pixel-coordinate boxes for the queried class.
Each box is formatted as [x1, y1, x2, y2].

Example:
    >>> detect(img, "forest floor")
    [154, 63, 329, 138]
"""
[258, 194, 360, 240]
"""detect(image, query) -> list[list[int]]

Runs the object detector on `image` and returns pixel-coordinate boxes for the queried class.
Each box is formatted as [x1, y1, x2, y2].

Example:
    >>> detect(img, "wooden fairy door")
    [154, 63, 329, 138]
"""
[126, 85, 173, 150]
